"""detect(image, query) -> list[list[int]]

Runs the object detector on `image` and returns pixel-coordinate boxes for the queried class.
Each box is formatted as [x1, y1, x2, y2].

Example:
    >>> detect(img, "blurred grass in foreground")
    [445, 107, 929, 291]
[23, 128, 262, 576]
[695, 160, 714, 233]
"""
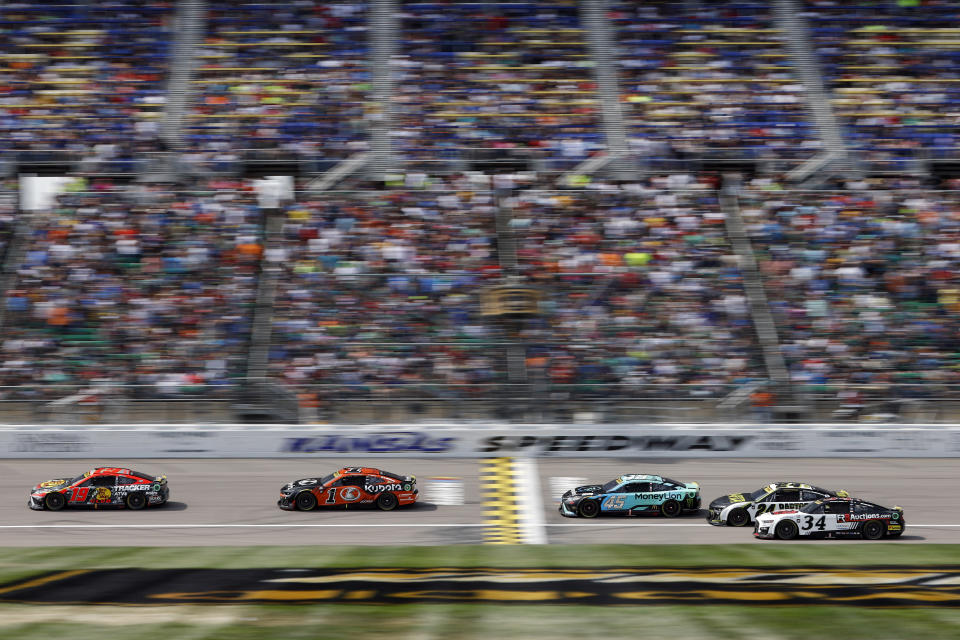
[0, 545, 959, 640]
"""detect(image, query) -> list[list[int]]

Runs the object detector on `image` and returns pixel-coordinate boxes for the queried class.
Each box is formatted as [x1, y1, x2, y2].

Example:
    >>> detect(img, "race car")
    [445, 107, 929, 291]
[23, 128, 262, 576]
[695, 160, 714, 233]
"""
[559, 474, 700, 518]
[278, 466, 418, 511]
[29, 467, 169, 511]
[754, 496, 905, 540]
[707, 482, 848, 527]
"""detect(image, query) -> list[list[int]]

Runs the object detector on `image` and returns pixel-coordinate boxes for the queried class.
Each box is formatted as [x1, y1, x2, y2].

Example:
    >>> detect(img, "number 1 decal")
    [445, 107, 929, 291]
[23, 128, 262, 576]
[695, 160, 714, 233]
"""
[325, 488, 337, 504]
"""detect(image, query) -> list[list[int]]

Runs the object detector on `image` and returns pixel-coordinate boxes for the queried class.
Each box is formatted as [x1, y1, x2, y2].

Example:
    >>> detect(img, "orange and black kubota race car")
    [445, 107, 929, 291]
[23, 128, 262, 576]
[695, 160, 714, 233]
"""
[278, 466, 418, 511]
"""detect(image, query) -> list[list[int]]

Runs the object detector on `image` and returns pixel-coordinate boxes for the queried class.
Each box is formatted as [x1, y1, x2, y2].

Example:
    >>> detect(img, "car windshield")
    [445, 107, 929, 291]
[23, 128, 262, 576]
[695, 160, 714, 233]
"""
[748, 488, 770, 501]
[801, 501, 823, 514]
[319, 473, 336, 486]
[69, 470, 96, 484]
[602, 479, 620, 492]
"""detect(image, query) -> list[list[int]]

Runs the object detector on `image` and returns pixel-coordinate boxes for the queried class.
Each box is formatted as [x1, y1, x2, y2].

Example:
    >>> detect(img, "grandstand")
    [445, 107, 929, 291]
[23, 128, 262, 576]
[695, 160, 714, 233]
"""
[1, 0, 959, 425]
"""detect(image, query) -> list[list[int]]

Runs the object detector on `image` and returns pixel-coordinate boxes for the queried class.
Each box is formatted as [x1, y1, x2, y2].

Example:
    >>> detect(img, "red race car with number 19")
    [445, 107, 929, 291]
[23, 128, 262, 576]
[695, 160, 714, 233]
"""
[278, 466, 418, 511]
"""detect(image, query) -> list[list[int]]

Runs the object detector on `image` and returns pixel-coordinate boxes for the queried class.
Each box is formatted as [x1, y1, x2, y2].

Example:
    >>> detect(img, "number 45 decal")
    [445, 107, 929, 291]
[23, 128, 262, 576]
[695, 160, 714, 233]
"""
[801, 515, 826, 531]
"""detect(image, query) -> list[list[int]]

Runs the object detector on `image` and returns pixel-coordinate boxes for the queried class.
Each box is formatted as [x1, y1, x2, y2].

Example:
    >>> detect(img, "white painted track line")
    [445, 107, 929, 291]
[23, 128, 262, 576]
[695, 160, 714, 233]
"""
[0, 523, 955, 529]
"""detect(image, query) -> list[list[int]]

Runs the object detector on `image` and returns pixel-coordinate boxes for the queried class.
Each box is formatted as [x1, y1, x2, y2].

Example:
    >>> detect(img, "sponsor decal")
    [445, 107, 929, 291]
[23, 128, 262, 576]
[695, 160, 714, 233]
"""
[340, 487, 361, 502]
[479, 435, 753, 454]
[4, 568, 960, 607]
[364, 483, 403, 493]
[837, 513, 893, 523]
[13, 434, 90, 453]
[93, 488, 111, 503]
[284, 432, 455, 454]
[39, 480, 68, 489]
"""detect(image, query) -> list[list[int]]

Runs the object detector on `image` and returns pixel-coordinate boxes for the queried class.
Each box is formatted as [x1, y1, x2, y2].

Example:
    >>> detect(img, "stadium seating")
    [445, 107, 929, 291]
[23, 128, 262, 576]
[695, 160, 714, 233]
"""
[396, 1, 601, 171]
[188, 2, 368, 169]
[612, 1, 819, 165]
[0, 1, 172, 167]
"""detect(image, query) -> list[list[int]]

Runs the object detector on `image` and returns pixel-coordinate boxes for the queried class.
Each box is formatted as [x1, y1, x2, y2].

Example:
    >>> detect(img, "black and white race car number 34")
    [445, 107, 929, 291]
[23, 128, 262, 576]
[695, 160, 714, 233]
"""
[801, 515, 826, 531]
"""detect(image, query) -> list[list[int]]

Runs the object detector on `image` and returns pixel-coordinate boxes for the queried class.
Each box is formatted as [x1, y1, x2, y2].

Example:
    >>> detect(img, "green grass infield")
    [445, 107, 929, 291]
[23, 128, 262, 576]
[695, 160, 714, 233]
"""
[0, 545, 959, 640]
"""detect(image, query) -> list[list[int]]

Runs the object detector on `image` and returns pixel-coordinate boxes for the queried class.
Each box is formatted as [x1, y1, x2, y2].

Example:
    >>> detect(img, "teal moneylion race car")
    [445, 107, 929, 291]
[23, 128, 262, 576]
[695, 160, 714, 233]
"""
[559, 474, 701, 518]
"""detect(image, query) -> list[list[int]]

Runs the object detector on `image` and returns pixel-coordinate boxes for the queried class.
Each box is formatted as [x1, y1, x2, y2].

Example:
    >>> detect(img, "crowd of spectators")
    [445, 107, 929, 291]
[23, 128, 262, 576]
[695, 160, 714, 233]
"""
[806, 0, 960, 168]
[743, 186, 960, 391]
[264, 173, 764, 399]
[613, 1, 818, 166]
[0, 178, 261, 398]
[394, 1, 601, 171]
[0, 1, 171, 168]
[187, 1, 369, 171]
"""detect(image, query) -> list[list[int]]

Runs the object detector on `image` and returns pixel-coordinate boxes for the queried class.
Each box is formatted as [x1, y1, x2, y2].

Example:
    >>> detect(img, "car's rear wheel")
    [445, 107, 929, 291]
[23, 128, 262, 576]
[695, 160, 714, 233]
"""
[376, 492, 399, 511]
[861, 520, 885, 540]
[125, 492, 146, 510]
[44, 492, 66, 511]
[295, 491, 318, 511]
[727, 508, 750, 527]
[661, 499, 682, 518]
[578, 500, 600, 518]
[775, 519, 799, 540]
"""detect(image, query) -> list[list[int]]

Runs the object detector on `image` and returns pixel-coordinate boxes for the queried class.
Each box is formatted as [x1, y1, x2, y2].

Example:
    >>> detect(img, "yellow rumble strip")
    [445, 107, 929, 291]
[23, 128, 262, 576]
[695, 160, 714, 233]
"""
[480, 457, 522, 544]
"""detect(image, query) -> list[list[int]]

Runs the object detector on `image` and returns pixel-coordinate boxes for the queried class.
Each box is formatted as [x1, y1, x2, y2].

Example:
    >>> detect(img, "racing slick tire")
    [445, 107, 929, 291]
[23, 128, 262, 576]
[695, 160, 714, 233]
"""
[775, 519, 799, 540]
[661, 499, 682, 518]
[376, 492, 399, 511]
[861, 520, 885, 540]
[578, 499, 601, 518]
[295, 491, 318, 511]
[727, 508, 750, 527]
[125, 492, 146, 510]
[44, 492, 66, 511]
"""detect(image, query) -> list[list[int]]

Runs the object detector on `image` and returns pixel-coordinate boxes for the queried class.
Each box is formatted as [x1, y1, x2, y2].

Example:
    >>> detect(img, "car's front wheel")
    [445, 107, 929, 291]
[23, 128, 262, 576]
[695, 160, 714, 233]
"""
[578, 500, 600, 518]
[44, 492, 66, 511]
[775, 519, 799, 540]
[861, 520, 885, 540]
[376, 492, 399, 511]
[661, 500, 681, 518]
[295, 491, 318, 511]
[727, 508, 750, 527]
[125, 492, 146, 510]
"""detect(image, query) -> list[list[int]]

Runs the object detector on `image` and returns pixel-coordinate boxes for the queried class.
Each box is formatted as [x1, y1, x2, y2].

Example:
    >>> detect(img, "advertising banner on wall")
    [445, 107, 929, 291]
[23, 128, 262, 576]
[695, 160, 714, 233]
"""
[1, 425, 960, 458]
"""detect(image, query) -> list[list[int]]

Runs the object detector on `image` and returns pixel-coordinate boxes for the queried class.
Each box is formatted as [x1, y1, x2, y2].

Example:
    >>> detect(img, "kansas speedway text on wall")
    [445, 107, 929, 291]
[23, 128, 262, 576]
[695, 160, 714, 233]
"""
[1, 425, 960, 458]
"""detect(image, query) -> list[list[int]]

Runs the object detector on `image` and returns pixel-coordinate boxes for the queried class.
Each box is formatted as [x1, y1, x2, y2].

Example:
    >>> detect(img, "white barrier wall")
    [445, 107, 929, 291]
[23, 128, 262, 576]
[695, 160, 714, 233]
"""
[2, 424, 960, 458]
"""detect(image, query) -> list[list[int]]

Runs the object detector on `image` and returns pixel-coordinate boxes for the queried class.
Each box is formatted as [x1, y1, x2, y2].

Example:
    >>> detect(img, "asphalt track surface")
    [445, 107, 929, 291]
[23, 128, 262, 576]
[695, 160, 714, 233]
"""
[0, 458, 957, 546]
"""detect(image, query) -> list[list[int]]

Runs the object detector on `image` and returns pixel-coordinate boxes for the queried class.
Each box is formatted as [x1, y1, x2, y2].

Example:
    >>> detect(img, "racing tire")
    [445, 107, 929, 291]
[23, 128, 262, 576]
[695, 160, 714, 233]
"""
[376, 492, 399, 511]
[861, 520, 885, 540]
[578, 500, 600, 518]
[775, 519, 799, 540]
[125, 492, 146, 510]
[727, 508, 750, 527]
[44, 492, 66, 511]
[661, 499, 682, 518]
[295, 491, 318, 511]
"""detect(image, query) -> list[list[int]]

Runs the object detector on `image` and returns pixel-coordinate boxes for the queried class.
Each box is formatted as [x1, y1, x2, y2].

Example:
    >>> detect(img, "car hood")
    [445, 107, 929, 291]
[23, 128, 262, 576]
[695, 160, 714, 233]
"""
[32, 478, 72, 493]
[708, 491, 752, 509]
[757, 509, 799, 522]
[281, 477, 324, 493]
[561, 484, 604, 499]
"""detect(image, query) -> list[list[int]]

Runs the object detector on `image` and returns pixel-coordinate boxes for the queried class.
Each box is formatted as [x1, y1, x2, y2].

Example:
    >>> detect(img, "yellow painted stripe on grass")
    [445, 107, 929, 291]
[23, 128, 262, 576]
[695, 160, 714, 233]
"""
[480, 457, 522, 545]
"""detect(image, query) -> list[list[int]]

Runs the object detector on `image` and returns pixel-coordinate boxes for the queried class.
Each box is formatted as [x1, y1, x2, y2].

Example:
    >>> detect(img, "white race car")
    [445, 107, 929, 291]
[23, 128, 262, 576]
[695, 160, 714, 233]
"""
[707, 482, 848, 527]
[753, 497, 905, 540]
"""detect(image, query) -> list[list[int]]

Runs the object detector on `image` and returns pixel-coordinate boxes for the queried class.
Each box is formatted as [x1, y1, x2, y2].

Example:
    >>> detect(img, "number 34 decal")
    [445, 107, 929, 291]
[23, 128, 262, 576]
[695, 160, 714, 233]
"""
[801, 515, 826, 531]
